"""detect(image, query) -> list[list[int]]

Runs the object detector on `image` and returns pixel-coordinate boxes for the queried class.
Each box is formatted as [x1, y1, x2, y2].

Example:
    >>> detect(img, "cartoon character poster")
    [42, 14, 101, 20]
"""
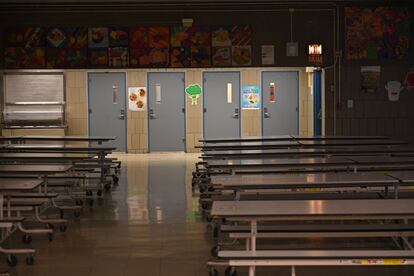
[345, 7, 410, 60]
[241, 86, 260, 109]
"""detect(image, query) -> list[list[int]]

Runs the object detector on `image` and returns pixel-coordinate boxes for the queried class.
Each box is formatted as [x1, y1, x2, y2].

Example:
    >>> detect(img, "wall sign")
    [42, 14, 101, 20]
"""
[128, 87, 146, 111]
[186, 84, 202, 105]
[269, 82, 276, 102]
[361, 66, 381, 93]
[241, 85, 260, 109]
[385, 81, 403, 102]
[261, 45, 274, 65]
[405, 68, 414, 89]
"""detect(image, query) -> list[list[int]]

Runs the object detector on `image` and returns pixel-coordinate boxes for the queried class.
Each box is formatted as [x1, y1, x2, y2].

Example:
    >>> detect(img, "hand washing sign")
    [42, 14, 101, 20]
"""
[241, 86, 260, 109]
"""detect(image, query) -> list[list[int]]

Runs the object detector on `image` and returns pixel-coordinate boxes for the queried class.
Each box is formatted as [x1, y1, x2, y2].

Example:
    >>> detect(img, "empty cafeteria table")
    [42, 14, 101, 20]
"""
[198, 140, 406, 151]
[0, 152, 96, 163]
[210, 172, 407, 198]
[200, 135, 389, 143]
[201, 147, 414, 160]
[211, 199, 414, 220]
[0, 164, 72, 176]
[0, 136, 116, 145]
[205, 157, 355, 170]
[211, 199, 414, 275]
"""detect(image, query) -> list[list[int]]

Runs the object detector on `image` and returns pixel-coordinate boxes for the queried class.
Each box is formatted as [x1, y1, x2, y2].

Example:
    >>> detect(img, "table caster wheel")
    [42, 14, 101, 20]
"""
[26, 256, 34, 265]
[112, 175, 119, 183]
[7, 255, 17, 267]
[45, 223, 54, 230]
[104, 183, 111, 191]
[74, 210, 81, 218]
[59, 224, 67, 233]
[22, 234, 32, 244]
[208, 267, 218, 276]
[206, 215, 213, 223]
[213, 226, 219, 238]
[97, 190, 103, 196]
[89, 199, 94, 206]
[48, 233, 54, 242]
[201, 202, 209, 210]
[225, 266, 237, 276]
[75, 199, 83, 206]
[210, 245, 220, 257]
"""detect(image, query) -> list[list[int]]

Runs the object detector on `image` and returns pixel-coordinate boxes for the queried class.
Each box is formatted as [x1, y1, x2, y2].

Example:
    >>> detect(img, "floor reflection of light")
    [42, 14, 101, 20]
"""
[309, 200, 324, 214]
[156, 206, 163, 224]
[127, 195, 148, 223]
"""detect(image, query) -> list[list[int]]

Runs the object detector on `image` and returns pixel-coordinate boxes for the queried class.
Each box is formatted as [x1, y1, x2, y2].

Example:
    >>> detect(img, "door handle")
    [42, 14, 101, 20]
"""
[118, 109, 125, 120]
[264, 107, 270, 118]
[232, 108, 239, 119]
[149, 109, 157, 119]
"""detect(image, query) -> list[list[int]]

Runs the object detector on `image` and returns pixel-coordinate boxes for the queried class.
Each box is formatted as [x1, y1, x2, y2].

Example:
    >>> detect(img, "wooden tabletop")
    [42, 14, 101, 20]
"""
[211, 199, 414, 218]
[1, 144, 116, 152]
[211, 171, 399, 188]
[0, 178, 43, 191]
[0, 164, 72, 174]
[0, 136, 116, 142]
[200, 135, 389, 143]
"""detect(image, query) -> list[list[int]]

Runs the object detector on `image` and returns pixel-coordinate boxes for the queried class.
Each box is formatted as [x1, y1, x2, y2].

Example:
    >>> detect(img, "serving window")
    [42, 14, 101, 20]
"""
[2, 72, 66, 128]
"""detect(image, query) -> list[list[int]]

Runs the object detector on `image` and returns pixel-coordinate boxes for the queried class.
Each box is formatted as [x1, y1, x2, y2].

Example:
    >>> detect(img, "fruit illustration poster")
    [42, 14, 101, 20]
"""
[88, 27, 109, 67]
[128, 87, 147, 111]
[4, 27, 46, 68]
[241, 86, 260, 109]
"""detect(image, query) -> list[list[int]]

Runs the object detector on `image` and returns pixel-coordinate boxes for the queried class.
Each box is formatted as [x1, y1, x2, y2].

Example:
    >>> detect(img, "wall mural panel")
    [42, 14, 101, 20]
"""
[2, 25, 252, 69]
[345, 7, 410, 60]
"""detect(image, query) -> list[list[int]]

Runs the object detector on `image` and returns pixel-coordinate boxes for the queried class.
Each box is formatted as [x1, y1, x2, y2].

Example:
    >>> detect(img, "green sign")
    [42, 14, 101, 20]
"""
[186, 84, 202, 105]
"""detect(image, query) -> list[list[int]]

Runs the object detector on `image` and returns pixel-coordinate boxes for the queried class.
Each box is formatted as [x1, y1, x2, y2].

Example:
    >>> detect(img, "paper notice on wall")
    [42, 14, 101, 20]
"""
[261, 45, 274, 65]
[128, 87, 147, 111]
[361, 66, 381, 93]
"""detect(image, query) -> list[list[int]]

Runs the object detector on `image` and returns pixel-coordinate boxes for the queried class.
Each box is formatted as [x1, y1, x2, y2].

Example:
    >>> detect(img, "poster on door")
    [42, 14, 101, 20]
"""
[241, 86, 260, 109]
[128, 87, 146, 111]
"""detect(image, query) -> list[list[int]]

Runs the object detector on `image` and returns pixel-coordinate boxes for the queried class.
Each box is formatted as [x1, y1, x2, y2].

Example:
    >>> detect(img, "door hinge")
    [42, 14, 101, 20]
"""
[182, 108, 185, 113]
[182, 78, 185, 83]
[296, 107, 299, 112]
[203, 108, 207, 113]
[89, 108, 92, 114]
[182, 138, 186, 143]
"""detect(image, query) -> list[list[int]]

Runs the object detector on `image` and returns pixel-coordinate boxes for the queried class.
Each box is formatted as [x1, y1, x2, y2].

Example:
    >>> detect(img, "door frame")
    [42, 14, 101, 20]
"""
[202, 70, 242, 139]
[313, 69, 323, 136]
[260, 70, 300, 136]
[146, 71, 186, 152]
[87, 71, 128, 152]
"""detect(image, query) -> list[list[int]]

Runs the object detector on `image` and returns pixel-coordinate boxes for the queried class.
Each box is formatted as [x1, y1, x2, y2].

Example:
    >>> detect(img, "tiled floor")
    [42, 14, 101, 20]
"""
[2, 153, 414, 276]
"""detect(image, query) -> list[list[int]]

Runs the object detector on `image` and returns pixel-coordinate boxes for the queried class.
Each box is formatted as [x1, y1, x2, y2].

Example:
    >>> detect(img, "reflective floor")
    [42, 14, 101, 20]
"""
[2, 153, 414, 276]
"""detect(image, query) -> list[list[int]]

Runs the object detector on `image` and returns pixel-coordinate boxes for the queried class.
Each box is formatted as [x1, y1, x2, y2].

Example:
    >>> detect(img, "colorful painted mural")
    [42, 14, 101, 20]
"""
[345, 7, 410, 60]
[3, 25, 252, 68]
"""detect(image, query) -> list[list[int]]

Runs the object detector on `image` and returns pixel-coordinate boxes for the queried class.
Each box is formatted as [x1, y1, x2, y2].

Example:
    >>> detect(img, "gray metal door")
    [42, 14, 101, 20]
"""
[88, 72, 126, 151]
[262, 71, 299, 136]
[148, 72, 185, 152]
[203, 72, 240, 139]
